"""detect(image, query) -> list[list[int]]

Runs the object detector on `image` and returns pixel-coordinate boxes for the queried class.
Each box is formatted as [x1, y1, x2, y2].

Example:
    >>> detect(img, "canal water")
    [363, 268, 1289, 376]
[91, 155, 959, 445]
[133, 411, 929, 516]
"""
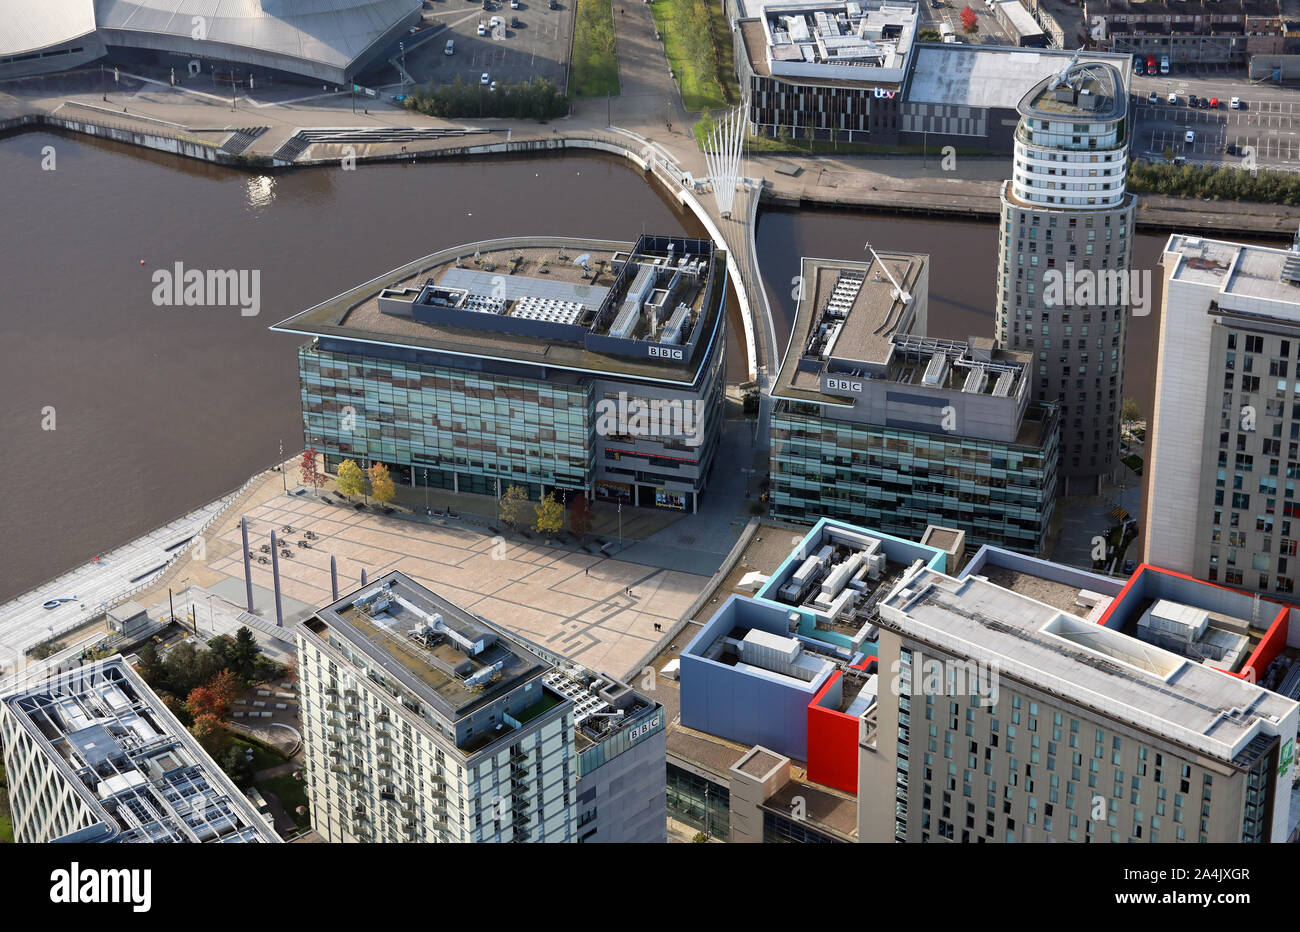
[0, 129, 1191, 600]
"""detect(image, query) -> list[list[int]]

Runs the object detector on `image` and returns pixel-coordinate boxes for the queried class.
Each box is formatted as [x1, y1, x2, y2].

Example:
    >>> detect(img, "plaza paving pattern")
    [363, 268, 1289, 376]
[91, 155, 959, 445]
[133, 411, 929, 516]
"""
[208, 494, 707, 677]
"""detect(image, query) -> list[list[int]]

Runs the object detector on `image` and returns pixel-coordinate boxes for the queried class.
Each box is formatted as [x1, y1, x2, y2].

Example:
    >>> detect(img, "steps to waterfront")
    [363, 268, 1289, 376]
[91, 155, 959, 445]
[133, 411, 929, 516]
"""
[269, 126, 491, 162]
[220, 126, 269, 155]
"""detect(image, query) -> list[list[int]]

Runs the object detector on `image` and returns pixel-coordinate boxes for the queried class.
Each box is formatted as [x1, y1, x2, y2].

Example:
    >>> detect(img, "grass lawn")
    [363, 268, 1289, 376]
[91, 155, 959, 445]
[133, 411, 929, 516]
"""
[230, 735, 289, 780]
[1121, 453, 1144, 475]
[258, 774, 311, 831]
[653, 0, 734, 112]
[571, 0, 620, 98]
[0, 761, 12, 844]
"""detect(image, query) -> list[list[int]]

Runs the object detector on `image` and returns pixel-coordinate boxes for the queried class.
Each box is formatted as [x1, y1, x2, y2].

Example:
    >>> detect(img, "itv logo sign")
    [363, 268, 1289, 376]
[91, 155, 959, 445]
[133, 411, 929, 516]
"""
[873, 88, 896, 99]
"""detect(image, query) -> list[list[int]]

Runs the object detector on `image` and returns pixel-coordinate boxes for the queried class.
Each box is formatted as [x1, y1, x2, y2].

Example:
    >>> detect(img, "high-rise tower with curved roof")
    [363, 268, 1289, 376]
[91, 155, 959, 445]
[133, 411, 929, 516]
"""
[995, 59, 1135, 495]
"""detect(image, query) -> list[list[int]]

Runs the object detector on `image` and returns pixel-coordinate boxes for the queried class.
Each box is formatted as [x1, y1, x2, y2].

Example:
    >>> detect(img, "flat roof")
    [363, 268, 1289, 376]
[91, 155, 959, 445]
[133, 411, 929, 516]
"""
[1165, 234, 1300, 310]
[880, 569, 1298, 762]
[2, 658, 277, 843]
[906, 44, 1131, 109]
[303, 570, 553, 721]
[772, 252, 925, 401]
[270, 236, 725, 386]
[1020, 62, 1126, 122]
[763, 775, 859, 839]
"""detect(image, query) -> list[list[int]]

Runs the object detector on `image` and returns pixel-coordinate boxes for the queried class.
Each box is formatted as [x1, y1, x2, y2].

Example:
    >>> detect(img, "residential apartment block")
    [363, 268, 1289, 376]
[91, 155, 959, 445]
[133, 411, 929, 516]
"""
[0, 657, 277, 843]
[651, 517, 1300, 843]
[1145, 233, 1300, 600]
[861, 551, 1299, 843]
[1085, 0, 1287, 63]
[995, 58, 1135, 494]
[769, 251, 1060, 553]
[272, 234, 726, 514]
[295, 571, 664, 843]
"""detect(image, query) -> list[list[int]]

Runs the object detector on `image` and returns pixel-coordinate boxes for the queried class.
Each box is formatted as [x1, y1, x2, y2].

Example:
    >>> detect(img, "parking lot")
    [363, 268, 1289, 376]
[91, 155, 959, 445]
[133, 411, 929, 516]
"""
[1128, 68, 1300, 171]
[365, 0, 575, 96]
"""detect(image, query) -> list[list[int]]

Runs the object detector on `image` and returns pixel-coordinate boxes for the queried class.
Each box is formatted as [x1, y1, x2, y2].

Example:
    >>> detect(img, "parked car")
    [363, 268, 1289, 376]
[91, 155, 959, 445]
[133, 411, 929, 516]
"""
[445, 38, 455, 54]
[1147, 91, 1158, 104]
[1209, 97, 1219, 109]
[1167, 92, 1177, 105]
[490, 80, 498, 91]
[1189, 94, 1199, 108]
[1230, 96, 1241, 109]
[1184, 129, 1195, 144]
[510, 0, 520, 7]
[477, 20, 486, 33]
[480, 71, 490, 84]
[1159, 54, 1169, 74]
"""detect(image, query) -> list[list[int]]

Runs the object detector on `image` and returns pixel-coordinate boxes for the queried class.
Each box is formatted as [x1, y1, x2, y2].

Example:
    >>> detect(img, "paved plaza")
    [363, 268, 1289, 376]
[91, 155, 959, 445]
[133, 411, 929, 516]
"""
[206, 493, 708, 678]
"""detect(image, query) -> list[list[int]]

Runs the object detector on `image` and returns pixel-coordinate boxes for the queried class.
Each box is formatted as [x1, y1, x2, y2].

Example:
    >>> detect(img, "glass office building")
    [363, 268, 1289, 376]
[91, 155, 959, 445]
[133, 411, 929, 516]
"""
[770, 399, 1059, 553]
[769, 252, 1060, 555]
[274, 234, 727, 511]
[299, 346, 595, 494]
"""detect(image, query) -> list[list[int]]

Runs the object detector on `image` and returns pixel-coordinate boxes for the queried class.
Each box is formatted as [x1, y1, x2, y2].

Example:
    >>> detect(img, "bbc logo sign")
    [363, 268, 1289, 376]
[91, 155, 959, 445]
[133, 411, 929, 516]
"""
[825, 377, 863, 393]
[648, 345, 684, 360]
[629, 714, 662, 743]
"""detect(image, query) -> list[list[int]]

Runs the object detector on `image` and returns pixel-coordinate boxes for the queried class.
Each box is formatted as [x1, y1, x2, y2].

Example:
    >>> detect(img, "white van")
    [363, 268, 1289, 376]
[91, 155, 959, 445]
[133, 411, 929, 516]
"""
[444, 39, 455, 55]
[1159, 55, 1170, 74]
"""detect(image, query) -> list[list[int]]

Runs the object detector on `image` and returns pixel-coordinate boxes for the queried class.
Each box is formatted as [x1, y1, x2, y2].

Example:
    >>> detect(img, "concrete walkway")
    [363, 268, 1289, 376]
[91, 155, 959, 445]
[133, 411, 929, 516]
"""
[0, 493, 237, 674]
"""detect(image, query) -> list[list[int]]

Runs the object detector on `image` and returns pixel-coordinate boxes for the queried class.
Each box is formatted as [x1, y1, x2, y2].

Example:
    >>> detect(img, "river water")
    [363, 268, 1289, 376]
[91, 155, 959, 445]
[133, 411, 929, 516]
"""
[0, 129, 1185, 600]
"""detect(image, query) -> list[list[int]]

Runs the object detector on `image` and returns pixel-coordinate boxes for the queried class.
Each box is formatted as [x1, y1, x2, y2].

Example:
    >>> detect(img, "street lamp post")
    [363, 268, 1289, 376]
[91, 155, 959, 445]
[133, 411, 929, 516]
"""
[279, 438, 287, 491]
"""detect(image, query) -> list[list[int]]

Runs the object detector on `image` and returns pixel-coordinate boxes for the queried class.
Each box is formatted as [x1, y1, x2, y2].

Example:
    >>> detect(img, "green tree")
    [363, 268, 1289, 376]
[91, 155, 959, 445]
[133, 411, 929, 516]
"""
[220, 745, 255, 787]
[1121, 398, 1140, 425]
[918, 28, 942, 41]
[534, 492, 565, 536]
[336, 459, 366, 500]
[136, 640, 165, 688]
[231, 627, 260, 680]
[500, 484, 530, 530]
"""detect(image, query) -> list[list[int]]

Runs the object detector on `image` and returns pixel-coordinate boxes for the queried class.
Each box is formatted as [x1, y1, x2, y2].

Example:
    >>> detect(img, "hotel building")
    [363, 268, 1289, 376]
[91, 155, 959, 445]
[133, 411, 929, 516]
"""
[1145, 233, 1300, 600]
[860, 550, 1299, 843]
[272, 234, 726, 514]
[769, 250, 1060, 553]
[994, 58, 1135, 494]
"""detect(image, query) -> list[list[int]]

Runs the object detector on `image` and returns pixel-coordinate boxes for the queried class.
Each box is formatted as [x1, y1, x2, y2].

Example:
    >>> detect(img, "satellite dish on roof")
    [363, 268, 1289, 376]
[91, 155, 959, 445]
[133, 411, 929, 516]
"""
[573, 253, 593, 276]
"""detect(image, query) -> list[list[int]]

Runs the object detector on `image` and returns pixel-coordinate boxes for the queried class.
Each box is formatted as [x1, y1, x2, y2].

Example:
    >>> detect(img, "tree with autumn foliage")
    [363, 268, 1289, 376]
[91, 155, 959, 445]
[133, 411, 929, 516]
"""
[534, 492, 565, 536]
[189, 712, 227, 757]
[208, 669, 241, 712]
[500, 484, 529, 530]
[960, 4, 978, 32]
[185, 686, 223, 721]
[569, 493, 594, 537]
[369, 462, 396, 506]
[300, 447, 325, 490]
[336, 459, 366, 501]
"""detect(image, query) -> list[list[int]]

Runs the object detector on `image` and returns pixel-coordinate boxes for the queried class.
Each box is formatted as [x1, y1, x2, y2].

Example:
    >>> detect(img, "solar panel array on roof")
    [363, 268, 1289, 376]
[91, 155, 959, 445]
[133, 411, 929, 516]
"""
[439, 268, 607, 309]
[509, 295, 584, 325]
